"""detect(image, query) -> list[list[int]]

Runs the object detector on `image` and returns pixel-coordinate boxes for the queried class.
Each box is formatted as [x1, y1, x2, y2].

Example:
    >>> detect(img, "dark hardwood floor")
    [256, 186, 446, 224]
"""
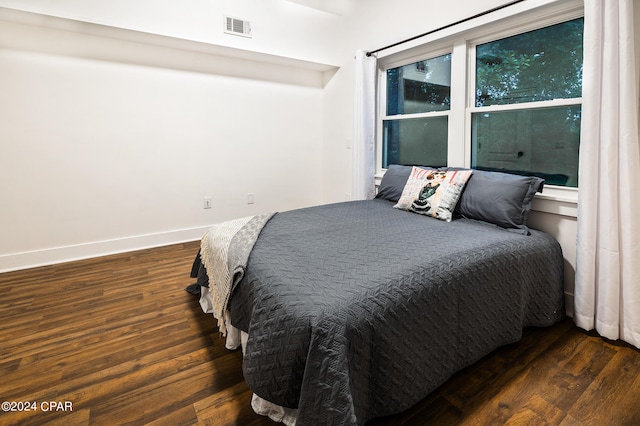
[1, 242, 639, 425]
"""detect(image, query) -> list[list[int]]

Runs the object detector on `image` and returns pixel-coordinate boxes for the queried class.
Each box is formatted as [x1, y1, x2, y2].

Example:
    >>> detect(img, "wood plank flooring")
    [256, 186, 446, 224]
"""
[1, 242, 639, 425]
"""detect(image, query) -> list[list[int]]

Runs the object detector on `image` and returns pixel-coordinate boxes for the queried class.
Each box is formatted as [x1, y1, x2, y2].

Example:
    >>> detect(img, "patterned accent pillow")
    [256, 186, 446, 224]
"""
[394, 167, 473, 222]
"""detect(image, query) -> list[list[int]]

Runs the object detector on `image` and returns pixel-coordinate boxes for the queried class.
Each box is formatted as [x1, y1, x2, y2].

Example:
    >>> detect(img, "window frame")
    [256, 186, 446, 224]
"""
[375, 0, 584, 205]
[378, 45, 454, 170]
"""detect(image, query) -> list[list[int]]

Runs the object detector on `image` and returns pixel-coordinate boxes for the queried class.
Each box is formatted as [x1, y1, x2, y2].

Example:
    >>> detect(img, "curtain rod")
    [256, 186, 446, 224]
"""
[366, 0, 526, 57]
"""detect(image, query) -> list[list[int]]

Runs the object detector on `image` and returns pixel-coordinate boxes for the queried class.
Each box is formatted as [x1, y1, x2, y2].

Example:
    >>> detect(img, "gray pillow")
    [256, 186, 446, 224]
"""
[455, 169, 544, 235]
[375, 165, 414, 203]
[376, 165, 448, 203]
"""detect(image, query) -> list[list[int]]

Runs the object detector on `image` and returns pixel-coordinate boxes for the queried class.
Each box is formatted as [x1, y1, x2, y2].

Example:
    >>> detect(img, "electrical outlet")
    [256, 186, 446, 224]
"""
[203, 197, 212, 209]
[247, 193, 255, 204]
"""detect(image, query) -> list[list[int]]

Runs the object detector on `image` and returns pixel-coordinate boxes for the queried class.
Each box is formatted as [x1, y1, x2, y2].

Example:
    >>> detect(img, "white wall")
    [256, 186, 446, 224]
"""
[0, 1, 338, 271]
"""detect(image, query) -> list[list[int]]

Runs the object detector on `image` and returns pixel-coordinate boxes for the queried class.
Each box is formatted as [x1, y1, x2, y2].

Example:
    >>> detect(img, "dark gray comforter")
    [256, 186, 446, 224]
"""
[226, 199, 564, 425]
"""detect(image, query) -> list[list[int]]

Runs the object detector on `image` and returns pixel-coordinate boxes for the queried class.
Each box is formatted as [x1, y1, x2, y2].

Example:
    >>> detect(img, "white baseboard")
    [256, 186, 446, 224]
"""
[0, 226, 210, 273]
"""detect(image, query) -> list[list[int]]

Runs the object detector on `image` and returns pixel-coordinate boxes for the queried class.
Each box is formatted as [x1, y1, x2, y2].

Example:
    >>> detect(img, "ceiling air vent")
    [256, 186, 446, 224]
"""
[224, 16, 252, 38]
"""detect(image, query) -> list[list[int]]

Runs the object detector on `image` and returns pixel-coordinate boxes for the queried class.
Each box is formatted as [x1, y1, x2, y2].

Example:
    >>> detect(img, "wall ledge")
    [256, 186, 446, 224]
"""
[0, 6, 339, 87]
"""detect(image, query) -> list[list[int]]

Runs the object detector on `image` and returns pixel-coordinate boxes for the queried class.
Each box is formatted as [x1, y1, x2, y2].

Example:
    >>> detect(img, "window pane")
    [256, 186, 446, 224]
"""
[387, 54, 451, 115]
[383, 117, 448, 168]
[471, 106, 581, 187]
[476, 18, 583, 106]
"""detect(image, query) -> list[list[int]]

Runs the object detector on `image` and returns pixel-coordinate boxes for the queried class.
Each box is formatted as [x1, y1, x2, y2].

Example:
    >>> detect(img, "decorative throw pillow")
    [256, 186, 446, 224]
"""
[395, 167, 473, 222]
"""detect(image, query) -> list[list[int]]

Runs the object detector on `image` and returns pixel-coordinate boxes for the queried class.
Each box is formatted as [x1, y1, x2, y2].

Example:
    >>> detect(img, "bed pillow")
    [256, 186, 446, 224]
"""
[455, 169, 545, 234]
[375, 165, 414, 203]
[394, 167, 473, 222]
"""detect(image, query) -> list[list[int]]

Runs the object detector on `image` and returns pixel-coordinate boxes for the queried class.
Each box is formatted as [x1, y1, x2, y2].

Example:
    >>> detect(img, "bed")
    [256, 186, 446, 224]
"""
[189, 166, 565, 425]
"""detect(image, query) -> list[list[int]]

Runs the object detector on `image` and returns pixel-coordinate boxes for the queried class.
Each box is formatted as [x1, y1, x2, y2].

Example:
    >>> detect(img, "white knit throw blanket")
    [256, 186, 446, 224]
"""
[200, 213, 274, 335]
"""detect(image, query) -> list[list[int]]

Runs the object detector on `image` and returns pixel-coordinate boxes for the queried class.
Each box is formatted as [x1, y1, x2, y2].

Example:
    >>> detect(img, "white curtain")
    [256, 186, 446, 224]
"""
[575, 0, 640, 349]
[353, 50, 377, 200]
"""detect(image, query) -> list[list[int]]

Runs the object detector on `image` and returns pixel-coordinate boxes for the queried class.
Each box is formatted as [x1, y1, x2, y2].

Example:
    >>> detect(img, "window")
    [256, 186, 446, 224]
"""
[472, 18, 583, 187]
[382, 54, 451, 168]
[378, 7, 584, 189]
